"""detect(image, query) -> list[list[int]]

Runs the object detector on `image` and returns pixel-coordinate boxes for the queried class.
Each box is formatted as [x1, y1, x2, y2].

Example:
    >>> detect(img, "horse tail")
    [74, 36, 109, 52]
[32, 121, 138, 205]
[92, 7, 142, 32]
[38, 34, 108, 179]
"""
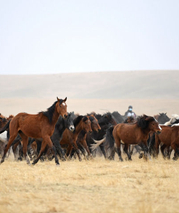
[148, 132, 156, 156]
[91, 138, 106, 152]
[0, 120, 10, 134]
[105, 126, 115, 150]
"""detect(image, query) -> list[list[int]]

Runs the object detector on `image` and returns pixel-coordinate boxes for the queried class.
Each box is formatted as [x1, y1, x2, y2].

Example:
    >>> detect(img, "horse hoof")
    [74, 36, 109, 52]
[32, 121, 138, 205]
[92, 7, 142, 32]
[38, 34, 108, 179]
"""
[56, 163, 60, 166]
[139, 153, 143, 159]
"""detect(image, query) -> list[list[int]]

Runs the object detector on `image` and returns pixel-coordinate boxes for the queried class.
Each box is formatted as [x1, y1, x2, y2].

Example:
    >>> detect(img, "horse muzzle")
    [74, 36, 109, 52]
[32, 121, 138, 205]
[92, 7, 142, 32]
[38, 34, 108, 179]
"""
[156, 130, 161, 135]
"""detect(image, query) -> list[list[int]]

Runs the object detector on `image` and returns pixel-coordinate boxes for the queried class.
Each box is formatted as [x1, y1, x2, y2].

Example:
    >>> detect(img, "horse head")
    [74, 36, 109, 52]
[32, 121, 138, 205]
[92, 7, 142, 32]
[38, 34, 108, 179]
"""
[88, 114, 101, 132]
[146, 115, 162, 134]
[137, 114, 162, 134]
[56, 97, 68, 117]
[65, 112, 75, 132]
[82, 116, 92, 133]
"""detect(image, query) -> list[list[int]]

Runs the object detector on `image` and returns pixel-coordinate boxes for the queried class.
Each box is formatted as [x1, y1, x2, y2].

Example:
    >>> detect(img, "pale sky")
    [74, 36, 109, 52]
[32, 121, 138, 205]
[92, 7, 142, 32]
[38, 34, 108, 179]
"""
[0, 0, 179, 75]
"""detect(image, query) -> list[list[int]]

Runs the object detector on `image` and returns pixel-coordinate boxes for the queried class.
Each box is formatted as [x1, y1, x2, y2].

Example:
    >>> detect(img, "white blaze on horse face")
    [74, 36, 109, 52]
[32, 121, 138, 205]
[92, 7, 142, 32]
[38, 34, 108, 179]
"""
[62, 102, 66, 106]
[154, 117, 162, 131]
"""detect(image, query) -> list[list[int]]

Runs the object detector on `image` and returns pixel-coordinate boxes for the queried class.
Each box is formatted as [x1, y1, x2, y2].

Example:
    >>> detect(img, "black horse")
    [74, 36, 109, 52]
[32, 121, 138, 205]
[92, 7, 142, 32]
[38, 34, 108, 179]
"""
[86, 112, 117, 158]
[154, 113, 170, 124]
[112, 111, 125, 123]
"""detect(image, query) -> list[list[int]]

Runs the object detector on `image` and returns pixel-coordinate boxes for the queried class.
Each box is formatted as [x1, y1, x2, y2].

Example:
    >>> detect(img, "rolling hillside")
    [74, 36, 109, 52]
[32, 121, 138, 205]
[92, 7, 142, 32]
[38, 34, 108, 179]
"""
[0, 70, 179, 99]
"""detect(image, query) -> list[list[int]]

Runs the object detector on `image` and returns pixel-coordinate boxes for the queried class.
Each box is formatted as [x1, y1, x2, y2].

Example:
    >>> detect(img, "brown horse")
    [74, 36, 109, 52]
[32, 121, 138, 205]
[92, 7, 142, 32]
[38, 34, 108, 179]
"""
[113, 115, 162, 161]
[75, 114, 101, 158]
[0, 97, 67, 165]
[60, 115, 92, 161]
[155, 125, 179, 160]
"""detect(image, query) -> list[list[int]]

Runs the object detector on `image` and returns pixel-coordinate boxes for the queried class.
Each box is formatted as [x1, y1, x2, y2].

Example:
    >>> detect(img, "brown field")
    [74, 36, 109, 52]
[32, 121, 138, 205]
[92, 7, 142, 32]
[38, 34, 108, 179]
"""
[0, 154, 179, 213]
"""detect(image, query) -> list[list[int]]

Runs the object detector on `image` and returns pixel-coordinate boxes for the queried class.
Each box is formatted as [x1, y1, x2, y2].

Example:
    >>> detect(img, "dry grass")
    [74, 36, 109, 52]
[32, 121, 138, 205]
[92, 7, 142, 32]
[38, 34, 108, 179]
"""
[0, 154, 179, 213]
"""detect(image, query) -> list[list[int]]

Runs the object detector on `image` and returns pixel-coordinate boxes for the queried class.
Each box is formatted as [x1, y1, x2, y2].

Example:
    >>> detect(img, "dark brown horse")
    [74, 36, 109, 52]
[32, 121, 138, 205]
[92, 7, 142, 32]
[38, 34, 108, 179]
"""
[60, 115, 92, 161]
[113, 115, 162, 161]
[0, 97, 67, 165]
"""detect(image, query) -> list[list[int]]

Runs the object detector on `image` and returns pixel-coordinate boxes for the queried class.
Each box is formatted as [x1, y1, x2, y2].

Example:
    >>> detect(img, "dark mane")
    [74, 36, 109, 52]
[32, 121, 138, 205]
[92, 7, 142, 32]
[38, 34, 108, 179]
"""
[137, 115, 155, 129]
[89, 116, 95, 122]
[73, 115, 83, 128]
[40, 101, 58, 124]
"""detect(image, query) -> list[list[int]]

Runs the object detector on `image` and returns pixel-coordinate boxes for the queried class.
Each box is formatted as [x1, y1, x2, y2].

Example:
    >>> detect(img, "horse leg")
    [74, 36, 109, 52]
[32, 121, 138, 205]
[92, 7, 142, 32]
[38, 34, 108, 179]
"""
[123, 144, 132, 160]
[1, 133, 18, 164]
[18, 132, 30, 164]
[80, 139, 92, 159]
[171, 141, 179, 161]
[18, 142, 23, 161]
[53, 139, 66, 161]
[32, 141, 47, 165]
[161, 144, 167, 159]
[72, 142, 82, 161]
[99, 144, 107, 159]
[66, 145, 72, 159]
[155, 135, 160, 158]
[139, 142, 149, 160]
[12, 141, 20, 160]
[114, 137, 123, 162]
[33, 136, 59, 165]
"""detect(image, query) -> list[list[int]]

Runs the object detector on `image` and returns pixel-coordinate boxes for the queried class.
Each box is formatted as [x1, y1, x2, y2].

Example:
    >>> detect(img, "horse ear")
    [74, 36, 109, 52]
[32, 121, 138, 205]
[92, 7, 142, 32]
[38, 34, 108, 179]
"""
[64, 97, 67, 102]
[57, 97, 60, 101]
[143, 114, 150, 120]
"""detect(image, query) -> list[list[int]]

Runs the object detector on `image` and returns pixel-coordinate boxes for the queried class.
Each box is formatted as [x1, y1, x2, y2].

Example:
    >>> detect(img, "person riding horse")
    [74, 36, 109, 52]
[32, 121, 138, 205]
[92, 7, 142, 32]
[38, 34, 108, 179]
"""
[124, 105, 136, 119]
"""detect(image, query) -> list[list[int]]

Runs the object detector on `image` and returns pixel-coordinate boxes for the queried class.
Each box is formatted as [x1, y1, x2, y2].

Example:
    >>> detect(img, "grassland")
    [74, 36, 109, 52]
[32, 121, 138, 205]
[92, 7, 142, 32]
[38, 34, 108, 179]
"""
[0, 154, 179, 213]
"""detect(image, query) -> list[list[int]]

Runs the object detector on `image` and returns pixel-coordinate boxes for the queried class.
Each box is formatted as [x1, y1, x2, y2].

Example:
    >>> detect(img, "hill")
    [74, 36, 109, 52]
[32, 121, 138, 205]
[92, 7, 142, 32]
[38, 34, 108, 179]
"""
[0, 70, 179, 99]
[0, 70, 179, 117]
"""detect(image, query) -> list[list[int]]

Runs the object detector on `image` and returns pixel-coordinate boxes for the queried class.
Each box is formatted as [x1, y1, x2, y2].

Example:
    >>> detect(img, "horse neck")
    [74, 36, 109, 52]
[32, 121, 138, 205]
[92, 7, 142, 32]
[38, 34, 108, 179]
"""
[139, 125, 151, 138]
[51, 108, 61, 126]
[55, 118, 65, 133]
[74, 121, 84, 136]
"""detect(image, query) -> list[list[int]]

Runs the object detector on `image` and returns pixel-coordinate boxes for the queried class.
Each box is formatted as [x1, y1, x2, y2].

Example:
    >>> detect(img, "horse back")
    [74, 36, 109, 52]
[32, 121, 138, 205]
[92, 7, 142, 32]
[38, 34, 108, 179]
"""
[156, 126, 173, 145]
[113, 123, 140, 144]
[10, 112, 53, 138]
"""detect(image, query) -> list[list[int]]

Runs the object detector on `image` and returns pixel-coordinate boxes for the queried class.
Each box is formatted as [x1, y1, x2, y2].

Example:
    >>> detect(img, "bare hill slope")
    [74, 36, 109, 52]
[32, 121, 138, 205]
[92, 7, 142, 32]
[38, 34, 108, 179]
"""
[1, 70, 179, 99]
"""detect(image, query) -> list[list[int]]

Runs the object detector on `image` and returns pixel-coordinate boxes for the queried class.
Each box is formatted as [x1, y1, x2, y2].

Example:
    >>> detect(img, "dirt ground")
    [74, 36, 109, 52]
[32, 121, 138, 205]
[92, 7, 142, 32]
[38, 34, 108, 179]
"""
[0, 97, 179, 213]
[0, 154, 179, 213]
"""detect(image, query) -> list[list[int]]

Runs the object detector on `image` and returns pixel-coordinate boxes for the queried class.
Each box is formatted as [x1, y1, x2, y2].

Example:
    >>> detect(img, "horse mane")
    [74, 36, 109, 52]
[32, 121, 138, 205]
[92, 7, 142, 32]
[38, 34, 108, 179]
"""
[89, 116, 95, 122]
[40, 101, 58, 124]
[73, 115, 83, 128]
[137, 115, 155, 130]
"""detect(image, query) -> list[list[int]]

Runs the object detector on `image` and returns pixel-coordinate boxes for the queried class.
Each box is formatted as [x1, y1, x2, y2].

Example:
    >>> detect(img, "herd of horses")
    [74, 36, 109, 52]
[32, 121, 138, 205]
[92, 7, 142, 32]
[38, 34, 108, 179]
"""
[0, 97, 179, 165]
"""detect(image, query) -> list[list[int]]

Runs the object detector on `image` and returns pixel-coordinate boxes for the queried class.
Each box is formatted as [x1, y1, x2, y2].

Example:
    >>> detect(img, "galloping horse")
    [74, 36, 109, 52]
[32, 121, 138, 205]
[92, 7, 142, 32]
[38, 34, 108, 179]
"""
[29, 112, 75, 161]
[92, 115, 162, 161]
[0, 97, 67, 165]
[113, 115, 162, 161]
